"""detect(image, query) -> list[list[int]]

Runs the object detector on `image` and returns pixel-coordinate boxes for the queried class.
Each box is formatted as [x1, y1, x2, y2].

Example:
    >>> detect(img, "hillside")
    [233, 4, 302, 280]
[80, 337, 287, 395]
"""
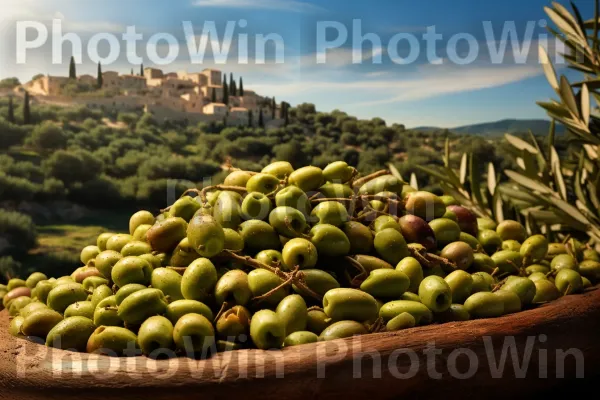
[414, 119, 566, 136]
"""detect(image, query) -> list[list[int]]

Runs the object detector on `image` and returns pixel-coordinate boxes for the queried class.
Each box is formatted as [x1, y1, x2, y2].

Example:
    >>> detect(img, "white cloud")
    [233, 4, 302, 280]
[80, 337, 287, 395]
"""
[192, 0, 324, 13]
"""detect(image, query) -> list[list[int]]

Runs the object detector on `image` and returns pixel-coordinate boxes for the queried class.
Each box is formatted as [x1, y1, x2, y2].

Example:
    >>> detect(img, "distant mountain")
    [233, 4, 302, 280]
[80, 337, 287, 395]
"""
[413, 119, 566, 136]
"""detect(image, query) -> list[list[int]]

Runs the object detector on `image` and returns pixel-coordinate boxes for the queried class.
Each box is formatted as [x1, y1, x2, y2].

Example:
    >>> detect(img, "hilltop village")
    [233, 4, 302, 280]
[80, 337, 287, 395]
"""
[20, 66, 284, 126]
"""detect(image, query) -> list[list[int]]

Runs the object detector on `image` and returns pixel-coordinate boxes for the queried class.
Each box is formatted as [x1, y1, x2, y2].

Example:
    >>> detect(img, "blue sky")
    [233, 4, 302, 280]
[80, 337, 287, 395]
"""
[0, 0, 592, 127]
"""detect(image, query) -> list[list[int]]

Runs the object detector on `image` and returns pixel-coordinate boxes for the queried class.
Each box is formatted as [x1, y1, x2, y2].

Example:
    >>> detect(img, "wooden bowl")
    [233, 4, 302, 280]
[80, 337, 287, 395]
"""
[1, 287, 599, 400]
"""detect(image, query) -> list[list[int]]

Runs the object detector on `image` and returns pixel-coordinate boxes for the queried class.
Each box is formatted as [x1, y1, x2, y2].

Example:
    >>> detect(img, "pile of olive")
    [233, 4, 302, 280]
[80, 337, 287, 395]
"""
[1, 160, 599, 357]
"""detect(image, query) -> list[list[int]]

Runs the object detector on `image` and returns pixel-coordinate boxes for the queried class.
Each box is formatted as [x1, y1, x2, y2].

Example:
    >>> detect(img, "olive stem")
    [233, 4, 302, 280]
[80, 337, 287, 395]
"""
[199, 185, 247, 204]
[220, 250, 323, 301]
[214, 301, 231, 323]
[352, 169, 390, 189]
[252, 266, 299, 303]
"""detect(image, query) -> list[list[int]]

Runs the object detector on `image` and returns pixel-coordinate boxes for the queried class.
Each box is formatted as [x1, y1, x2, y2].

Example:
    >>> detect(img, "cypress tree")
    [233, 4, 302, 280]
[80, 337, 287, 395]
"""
[239, 77, 244, 96]
[229, 73, 236, 96]
[271, 97, 276, 119]
[97, 62, 103, 89]
[258, 109, 264, 128]
[7, 96, 15, 124]
[211, 87, 217, 103]
[130, 68, 134, 75]
[140, 64, 144, 76]
[69, 56, 77, 79]
[23, 91, 31, 125]
[222, 76, 229, 105]
[248, 109, 253, 127]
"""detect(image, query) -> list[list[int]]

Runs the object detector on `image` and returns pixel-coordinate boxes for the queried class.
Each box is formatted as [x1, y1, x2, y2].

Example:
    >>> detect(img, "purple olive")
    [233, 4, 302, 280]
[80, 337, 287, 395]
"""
[447, 205, 478, 236]
[398, 215, 437, 251]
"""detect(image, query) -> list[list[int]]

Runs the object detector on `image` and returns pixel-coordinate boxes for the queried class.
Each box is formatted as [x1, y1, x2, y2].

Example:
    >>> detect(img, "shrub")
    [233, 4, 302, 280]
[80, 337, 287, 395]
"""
[0, 172, 41, 202]
[0, 209, 37, 258]
[0, 78, 20, 89]
[31, 122, 68, 150]
[43, 149, 103, 186]
[0, 119, 27, 149]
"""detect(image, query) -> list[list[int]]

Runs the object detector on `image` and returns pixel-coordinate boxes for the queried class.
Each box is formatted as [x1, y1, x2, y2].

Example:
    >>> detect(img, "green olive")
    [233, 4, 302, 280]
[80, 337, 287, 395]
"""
[396, 257, 423, 293]
[444, 270, 473, 303]
[169, 196, 200, 222]
[471, 272, 494, 293]
[214, 270, 252, 306]
[250, 309, 285, 349]
[215, 305, 250, 340]
[496, 220, 526, 242]
[21, 308, 63, 338]
[146, 217, 188, 254]
[471, 253, 496, 274]
[459, 232, 480, 250]
[224, 170, 253, 187]
[87, 326, 139, 356]
[360, 269, 410, 298]
[555, 269, 583, 295]
[494, 290, 522, 315]
[105, 234, 134, 253]
[528, 272, 548, 282]
[525, 264, 550, 275]
[292, 269, 340, 298]
[80, 245, 101, 265]
[111, 256, 153, 288]
[283, 331, 319, 347]
[94, 295, 122, 327]
[213, 191, 243, 230]
[165, 299, 214, 325]
[429, 218, 461, 247]
[374, 228, 409, 265]
[282, 238, 318, 269]
[97, 232, 115, 251]
[323, 288, 378, 322]
[185, 215, 224, 258]
[323, 161, 354, 183]
[33, 281, 55, 304]
[114, 284, 146, 306]
[311, 201, 349, 227]
[262, 161, 294, 180]
[440, 195, 459, 206]
[379, 300, 433, 325]
[94, 250, 123, 281]
[342, 221, 374, 254]
[248, 269, 289, 307]
[583, 248, 600, 262]
[133, 224, 152, 242]
[118, 288, 169, 325]
[120, 240, 152, 257]
[7, 278, 26, 291]
[358, 175, 404, 196]
[491, 250, 523, 275]
[464, 292, 504, 318]
[579, 260, 600, 281]
[246, 173, 282, 194]
[47, 283, 88, 313]
[256, 250, 288, 271]
[306, 309, 332, 335]
[500, 276, 536, 305]
[46, 316, 96, 351]
[520, 234, 548, 263]
[288, 166, 324, 192]
[269, 206, 307, 238]
[64, 301, 95, 319]
[138, 316, 174, 355]
[238, 219, 281, 252]
[532, 279, 560, 303]
[418, 276, 452, 313]
[310, 224, 351, 257]
[9, 316, 25, 337]
[386, 312, 416, 331]
[241, 192, 272, 221]
[71, 266, 103, 283]
[26, 272, 48, 289]
[400, 292, 421, 302]
[434, 304, 471, 323]
[550, 254, 578, 272]
[547, 243, 568, 258]
[318, 320, 368, 341]
[477, 218, 497, 231]
[373, 216, 401, 233]
[275, 186, 311, 217]
[82, 276, 109, 292]
[276, 294, 307, 335]
[181, 258, 218, 301]
[502, 240, 521, 252]
[478, 230, 503, 255]
[129, 210, 156, 235]
[151, 268, 184, 301]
